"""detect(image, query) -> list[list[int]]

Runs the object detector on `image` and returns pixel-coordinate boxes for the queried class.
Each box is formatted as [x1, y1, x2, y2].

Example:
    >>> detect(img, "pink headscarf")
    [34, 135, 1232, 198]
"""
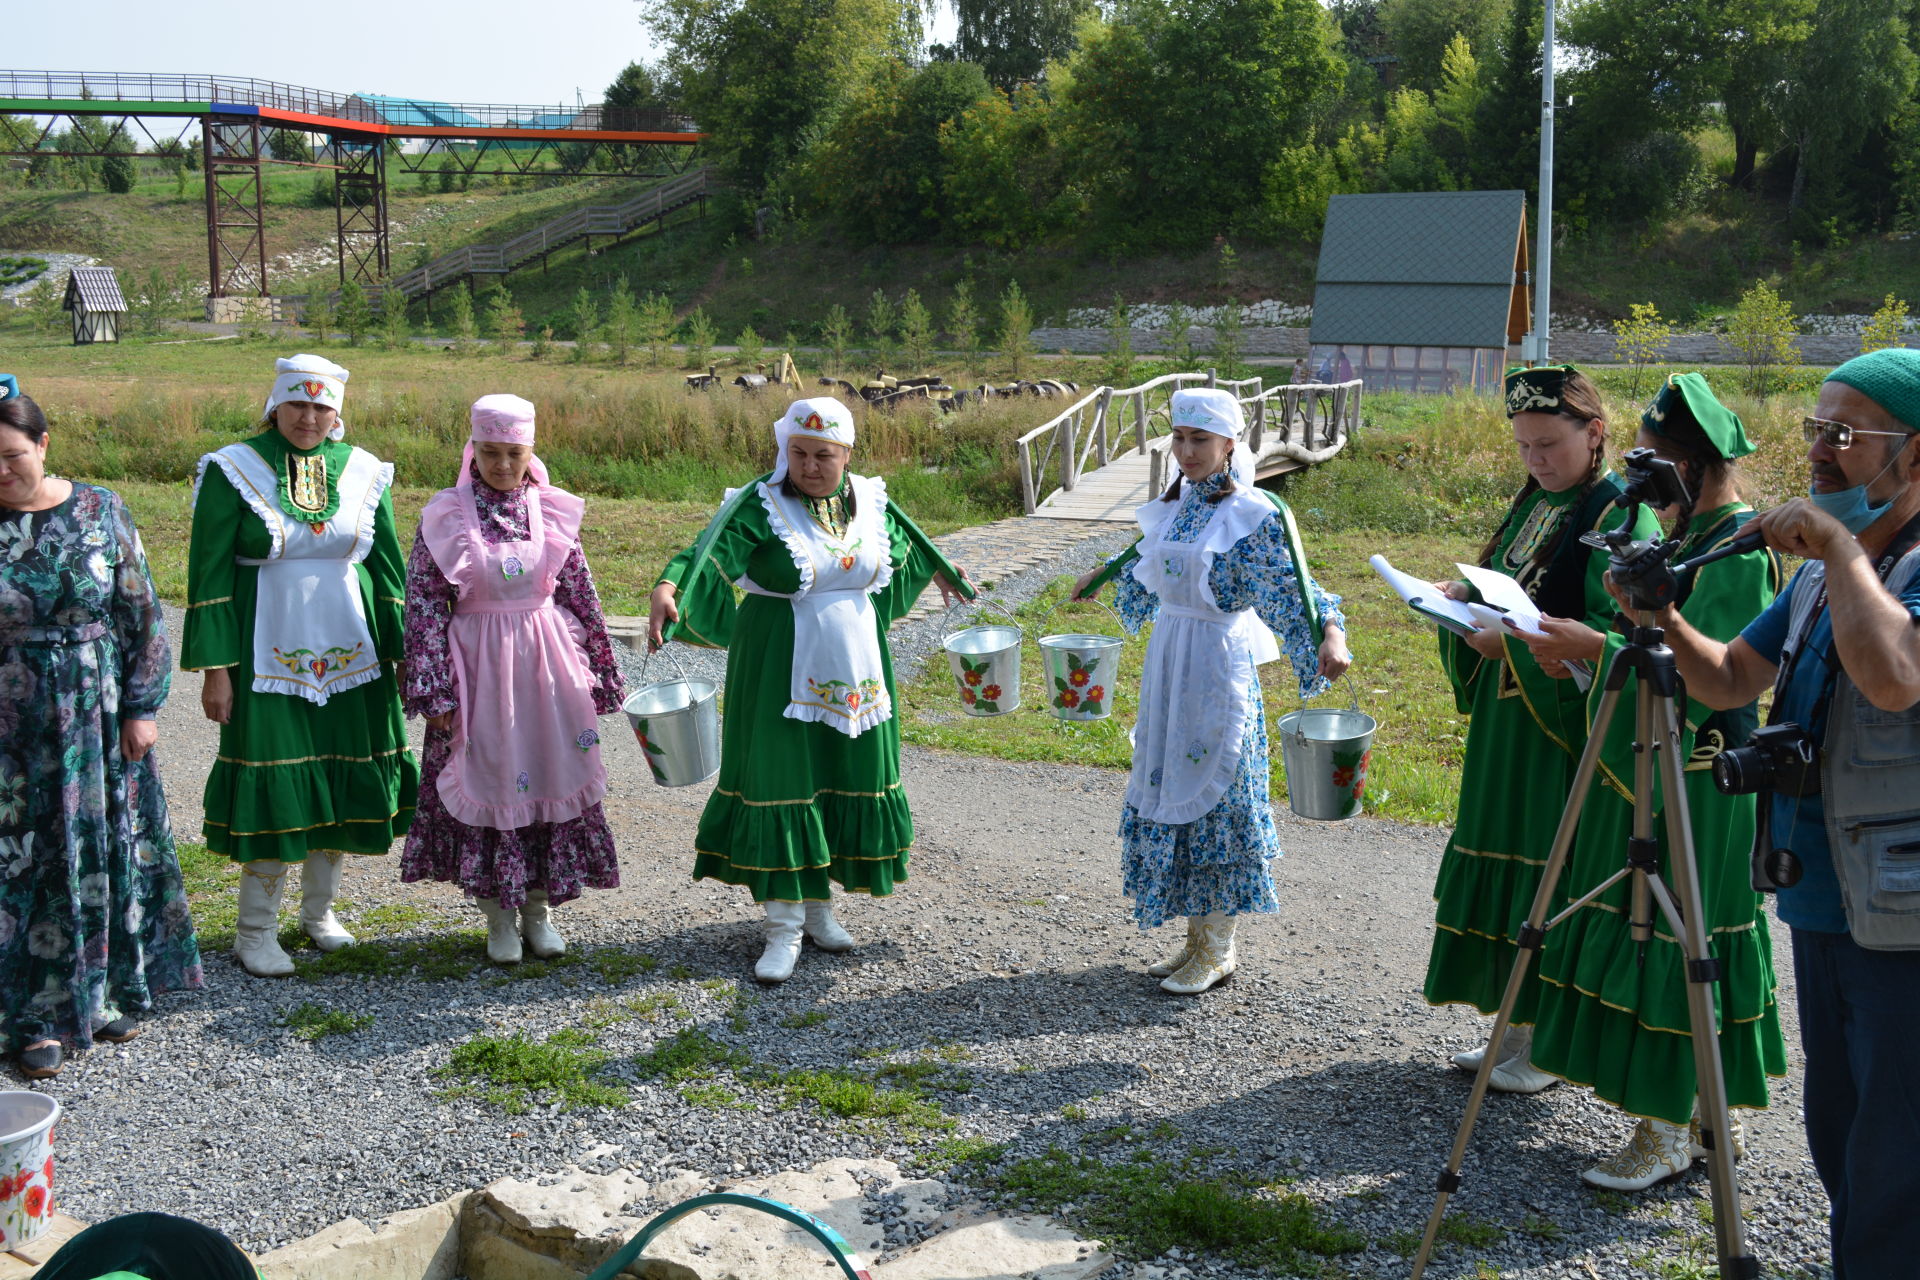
[460, 393, 550, 487]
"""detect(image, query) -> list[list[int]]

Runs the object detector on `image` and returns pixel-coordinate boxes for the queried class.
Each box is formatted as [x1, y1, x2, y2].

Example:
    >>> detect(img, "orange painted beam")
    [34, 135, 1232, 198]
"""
[249, 105, 703, 144]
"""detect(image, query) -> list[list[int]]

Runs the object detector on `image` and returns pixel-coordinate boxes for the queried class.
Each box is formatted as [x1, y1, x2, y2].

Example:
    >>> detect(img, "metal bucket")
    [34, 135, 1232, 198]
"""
[1037, 598, 1128, 721]
[624, 648, 721, 787]
[942, 598, 1021, 716]
[1276, 691, 1377, 821]
[0, 1091, 60, 1249]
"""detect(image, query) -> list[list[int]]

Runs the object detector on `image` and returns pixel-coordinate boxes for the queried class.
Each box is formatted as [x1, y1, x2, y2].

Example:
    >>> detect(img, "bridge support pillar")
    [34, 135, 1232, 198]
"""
[334, 136, 389, 288]
[203, 115, 268, 298]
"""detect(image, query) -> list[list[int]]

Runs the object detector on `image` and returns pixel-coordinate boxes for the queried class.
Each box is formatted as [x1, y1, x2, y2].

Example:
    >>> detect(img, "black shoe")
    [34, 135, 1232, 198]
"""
[18, 1042, 62, 1078]
[95, 1017, 141, 1043]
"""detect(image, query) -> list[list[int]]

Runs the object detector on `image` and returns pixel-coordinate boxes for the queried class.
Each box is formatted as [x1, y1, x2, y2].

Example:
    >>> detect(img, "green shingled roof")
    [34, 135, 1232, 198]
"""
[1308, 190, 1528, 348]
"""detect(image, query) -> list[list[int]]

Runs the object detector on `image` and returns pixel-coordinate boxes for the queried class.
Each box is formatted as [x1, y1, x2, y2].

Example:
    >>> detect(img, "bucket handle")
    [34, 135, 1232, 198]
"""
[638, 642, 694, 689]
[939, 594, 1022, 637]
[1289, 673, 1366, 745]
[1034, 595, 1128, 643]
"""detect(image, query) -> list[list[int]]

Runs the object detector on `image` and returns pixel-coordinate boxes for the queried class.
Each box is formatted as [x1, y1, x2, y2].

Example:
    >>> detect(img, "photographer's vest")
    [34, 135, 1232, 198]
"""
[1778, 542, 1920, 949]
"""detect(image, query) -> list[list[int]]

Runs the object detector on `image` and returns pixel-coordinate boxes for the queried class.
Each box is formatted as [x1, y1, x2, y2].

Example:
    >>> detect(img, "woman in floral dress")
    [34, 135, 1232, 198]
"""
[0, 375, 202, 1078]
[401, 395, 625, 964]
[1075, 388, 1350, 995]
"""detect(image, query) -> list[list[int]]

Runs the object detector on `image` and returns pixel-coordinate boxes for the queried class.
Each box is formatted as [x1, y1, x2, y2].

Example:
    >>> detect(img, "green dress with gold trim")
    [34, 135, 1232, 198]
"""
[1530, 504, 1788, 1122]
[657, 476, 963, 903]
[1423, 475, 1656, 1021]
[182, 429, 417, 862]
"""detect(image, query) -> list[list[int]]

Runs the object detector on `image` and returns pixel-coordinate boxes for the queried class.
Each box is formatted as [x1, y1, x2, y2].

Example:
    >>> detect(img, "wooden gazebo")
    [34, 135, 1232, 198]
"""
[63, 266, 128, 345]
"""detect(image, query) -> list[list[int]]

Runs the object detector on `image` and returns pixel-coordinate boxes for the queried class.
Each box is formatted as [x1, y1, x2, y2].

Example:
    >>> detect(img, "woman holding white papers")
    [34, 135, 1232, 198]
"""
[1525, 373, 1786, 1190]
[1422, 366, 1656, 1090]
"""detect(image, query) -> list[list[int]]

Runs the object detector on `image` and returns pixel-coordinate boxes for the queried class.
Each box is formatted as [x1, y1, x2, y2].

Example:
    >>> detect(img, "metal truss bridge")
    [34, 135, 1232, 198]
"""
[0, 70, 707, 300]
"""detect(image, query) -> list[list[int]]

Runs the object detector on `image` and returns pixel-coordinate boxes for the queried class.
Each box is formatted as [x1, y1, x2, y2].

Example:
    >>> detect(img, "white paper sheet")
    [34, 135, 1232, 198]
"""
[1369, 555, 1478, 636]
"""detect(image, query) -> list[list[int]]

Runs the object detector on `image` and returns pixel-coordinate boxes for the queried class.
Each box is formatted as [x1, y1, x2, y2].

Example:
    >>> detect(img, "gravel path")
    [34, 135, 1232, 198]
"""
[20, 584, 1833, 1279]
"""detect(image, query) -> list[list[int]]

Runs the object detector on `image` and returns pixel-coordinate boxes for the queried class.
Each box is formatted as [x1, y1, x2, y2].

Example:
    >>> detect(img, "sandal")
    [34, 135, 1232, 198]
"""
[18, 1040, 62, 1078]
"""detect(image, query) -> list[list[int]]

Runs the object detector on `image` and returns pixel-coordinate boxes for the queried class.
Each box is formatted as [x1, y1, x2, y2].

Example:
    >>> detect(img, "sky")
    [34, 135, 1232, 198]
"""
[11, 0, 960, 112]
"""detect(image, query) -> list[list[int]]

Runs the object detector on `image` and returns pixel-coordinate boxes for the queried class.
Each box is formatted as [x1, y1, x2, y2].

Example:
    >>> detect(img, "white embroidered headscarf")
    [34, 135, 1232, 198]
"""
[461, 393, 550, 487]
[262, 353, 350, 441]
[1169, 387, 1255, 485]
[771, 397, 856, 484]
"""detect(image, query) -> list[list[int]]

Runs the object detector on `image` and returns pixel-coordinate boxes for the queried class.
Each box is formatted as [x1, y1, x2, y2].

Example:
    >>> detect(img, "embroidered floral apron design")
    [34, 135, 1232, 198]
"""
[420, 481, 605, 830]
[196, 443, 388, 706]
[743, 475, 895, 737]
[1125, 491, 1281, 825]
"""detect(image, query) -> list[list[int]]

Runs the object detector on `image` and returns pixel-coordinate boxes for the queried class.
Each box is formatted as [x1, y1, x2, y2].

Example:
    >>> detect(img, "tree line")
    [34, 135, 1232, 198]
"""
[632, 0, 1920, 249]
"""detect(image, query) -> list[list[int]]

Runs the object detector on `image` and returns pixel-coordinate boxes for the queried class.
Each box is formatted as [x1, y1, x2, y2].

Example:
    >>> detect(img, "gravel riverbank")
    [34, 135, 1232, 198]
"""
[19, 588, 1834, 1279]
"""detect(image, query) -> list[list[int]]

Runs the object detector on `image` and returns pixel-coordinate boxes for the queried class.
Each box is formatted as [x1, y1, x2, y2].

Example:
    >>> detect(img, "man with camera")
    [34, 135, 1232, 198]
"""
[1657, 347, 1920, 1277]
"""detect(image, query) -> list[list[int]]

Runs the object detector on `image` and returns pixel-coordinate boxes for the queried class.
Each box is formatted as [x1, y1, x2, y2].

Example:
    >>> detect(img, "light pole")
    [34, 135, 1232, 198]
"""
[1526, 0, 1557, 365]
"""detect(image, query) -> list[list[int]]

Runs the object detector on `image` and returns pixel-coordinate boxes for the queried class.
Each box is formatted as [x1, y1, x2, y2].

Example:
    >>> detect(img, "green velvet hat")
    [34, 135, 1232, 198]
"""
[1504, 365, 1580, 417]
[1642, 371, 1754, 459]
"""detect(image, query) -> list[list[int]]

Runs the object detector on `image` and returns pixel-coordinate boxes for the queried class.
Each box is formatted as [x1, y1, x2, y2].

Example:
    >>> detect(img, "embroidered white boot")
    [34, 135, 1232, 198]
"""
[1486, 1024, 1560, 1094]
[520, 890, 566, 959]
[475, 898, 523, 965]
[235, 861, 296, 978]
[1582, 1117, 1694, 1191]
[1689, 1112, 1748, 1162]
[1450, 1020, 1530, 1072]
[1160, 913, 1237, 994]
[298, 851, 355, 952]
[1147, 918, 1198, 978]
[803, 898, 856, 952]
[755, 901, 805, 984]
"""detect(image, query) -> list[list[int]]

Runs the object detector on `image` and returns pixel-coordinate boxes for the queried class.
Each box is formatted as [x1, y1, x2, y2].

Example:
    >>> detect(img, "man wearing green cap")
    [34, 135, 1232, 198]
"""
[1660, 347, 1920, 1276]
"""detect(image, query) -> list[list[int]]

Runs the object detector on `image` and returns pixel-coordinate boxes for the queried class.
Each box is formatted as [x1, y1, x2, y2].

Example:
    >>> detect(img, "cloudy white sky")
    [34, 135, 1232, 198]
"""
[10, 0, 959, 112]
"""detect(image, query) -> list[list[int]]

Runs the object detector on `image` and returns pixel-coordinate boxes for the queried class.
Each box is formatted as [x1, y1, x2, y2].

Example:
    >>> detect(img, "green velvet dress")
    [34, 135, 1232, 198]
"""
[1423, 475, 1656, 1022]
[1530, 504, 1789, 1122]
[182, 430, 417, 862]
[657, 477, 962, 902]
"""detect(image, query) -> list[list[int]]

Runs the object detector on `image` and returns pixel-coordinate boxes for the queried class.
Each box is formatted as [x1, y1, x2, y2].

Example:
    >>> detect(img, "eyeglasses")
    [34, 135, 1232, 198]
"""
[1803, 417, 1913, 450]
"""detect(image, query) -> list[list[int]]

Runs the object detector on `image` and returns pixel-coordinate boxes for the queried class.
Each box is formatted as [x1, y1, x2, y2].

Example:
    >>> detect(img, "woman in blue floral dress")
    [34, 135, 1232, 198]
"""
[0, 376, 203, 1078]
[1075, 389, 1350, 994]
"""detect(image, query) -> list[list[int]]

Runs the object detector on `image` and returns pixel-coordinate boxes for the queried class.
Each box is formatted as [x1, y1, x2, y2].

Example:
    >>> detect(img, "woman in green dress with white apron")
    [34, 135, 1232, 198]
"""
[648, 398, 970, 984]
[183, 355, 417, 977]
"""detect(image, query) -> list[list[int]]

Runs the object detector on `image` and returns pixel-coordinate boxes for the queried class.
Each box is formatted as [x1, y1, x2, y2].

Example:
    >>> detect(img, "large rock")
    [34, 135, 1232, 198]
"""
[255, 1196, 464, 1280]
[872, 1210, 1112, 1280]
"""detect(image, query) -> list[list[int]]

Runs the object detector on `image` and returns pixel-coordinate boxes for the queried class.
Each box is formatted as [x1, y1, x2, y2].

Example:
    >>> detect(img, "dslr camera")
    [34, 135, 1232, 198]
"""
[1713, 722, 1820, 798]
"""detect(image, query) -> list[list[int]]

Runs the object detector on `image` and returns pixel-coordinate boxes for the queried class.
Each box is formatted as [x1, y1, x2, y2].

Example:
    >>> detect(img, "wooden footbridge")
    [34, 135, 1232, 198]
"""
[1018, 373, 1364, 520]
[0, 69, 705, 301]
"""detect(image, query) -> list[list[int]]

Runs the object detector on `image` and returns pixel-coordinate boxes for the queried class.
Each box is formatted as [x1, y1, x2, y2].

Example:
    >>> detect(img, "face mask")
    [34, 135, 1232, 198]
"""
[1808, 438, 1912, 533]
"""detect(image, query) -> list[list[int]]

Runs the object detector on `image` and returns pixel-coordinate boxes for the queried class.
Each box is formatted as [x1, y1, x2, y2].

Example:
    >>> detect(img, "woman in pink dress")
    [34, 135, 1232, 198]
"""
[400, 394, 625, 963]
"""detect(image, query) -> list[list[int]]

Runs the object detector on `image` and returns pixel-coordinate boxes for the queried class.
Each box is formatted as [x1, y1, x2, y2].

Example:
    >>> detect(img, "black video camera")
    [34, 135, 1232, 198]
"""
[1576, 448, 1696, 611]
[1713, 722, 1821, 798]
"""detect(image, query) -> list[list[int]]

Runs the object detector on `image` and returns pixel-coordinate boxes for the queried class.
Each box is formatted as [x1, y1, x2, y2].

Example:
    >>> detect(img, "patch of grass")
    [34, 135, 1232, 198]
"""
[295, 931, 486, 982]
[276, 1001, 374, 1042]
[435, 1029, 627, 1113]
[780, 1009, 830, 1029]
[632, 1028, 749, 1082]
[589, 949, 653, 984]
[1435, 1213, 1506, 1248]
[994, 1147, 1365, 1271]
[624, 991, 683, 1022]
[344, 901, 438, 937]
[921, 1135, 1007, 1173]
[1520, 1212, 1564, 1241]
[772, 1067, 955, 1132]
[667, 963, 695, 981]
[678, 1081, 755, 1110]
[1591, 1188, 1635, 1216]
[1060, 1102, 1088, 1122]
[698, 977, 736, 994]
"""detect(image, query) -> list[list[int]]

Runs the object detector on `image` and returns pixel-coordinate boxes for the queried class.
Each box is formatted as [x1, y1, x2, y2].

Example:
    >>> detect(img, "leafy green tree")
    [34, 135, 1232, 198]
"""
[939, 84, 1079, 249]
[997, 280, 1035, 378]
[865, 289, 897, 365]
[1163, 302, 1195, 369]
[822, 304, 854, 374]
[268, 129, 313, 162]
[898, 289, 935, 371]
[306, 291, 337, 347]
[532, 324, 555, 360]
[1771, 0, 1917, 229]
[939, 0, 1095, 89]
[604, 60, 675, 120]
[1860, 294, 1912, 355]
[683, 306, 718, 369]
[569, 287, 600, 362]
[736, 324, 766, 369]
[437, 155, 458, 194]
[101, 151, 136, 194]
[641, 292, 677, 368]
[945, 283, 981, 376]
[1103, 294, 1135, 385]
[1378, 0, 1506, 92]
[337, 278, 374, 346]
[1613, 303, 1674, 400]
[1210, 304, 1246, 377]
[485, 284, 525, 347]
[606, 277, 637, 365]
[1469, 0, 1539, 190]
[1722, 280, 1797, 397]
[380, 292, 411, 349]
[446, 281, 478, 354]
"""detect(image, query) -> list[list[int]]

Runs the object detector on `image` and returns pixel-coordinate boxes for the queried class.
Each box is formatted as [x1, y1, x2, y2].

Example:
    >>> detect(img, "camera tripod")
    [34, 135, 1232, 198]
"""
[1408, 603, 1758, 1279]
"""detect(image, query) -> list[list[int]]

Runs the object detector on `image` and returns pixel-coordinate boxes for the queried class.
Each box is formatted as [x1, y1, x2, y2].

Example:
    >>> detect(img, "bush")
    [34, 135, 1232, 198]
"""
[337, 279, 373, 347]
[683, 306, 717, 370]
[1860, 294, 1912, 355]
[1613, 302, 1673, 401]
[899, 290, 934, 373]
[1722, 281, 1797, 397]
[997, 281, 1035, 380]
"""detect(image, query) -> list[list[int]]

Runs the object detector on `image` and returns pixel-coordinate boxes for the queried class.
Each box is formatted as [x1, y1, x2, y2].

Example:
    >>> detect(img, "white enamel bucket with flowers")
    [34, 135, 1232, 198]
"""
[941, 598, 1021, 716]
[0, 1091, 60, 1248]
[1275, 682, 1376, 820]
[1035, 599, 1128, 721]
[623, 646, 722, 787]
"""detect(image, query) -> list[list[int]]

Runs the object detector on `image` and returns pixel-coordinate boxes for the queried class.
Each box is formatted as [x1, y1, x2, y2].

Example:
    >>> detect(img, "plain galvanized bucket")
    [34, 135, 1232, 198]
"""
[0, 1091, 61, 1249]
[942, 598, 1021, 716]
[1276, 689, 1376, 821]
[624, 648, 721, 787]
[1037, 598, 1127, 721]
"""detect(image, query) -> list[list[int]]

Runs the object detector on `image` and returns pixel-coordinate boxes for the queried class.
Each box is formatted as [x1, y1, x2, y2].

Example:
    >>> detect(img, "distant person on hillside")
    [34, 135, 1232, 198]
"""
[184, 354, 417, 977]
[647, 398, 972, 984]
[1074, 389, 1350, 995]
[0, 375, 203, 1078]
[399, 395, 626, 964]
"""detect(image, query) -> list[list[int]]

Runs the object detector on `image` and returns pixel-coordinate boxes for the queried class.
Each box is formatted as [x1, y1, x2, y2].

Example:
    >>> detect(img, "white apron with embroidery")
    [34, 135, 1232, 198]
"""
[1125, 488, 1282, 825]
[737, 474, 895, 737]
[194, 442, 390, 706]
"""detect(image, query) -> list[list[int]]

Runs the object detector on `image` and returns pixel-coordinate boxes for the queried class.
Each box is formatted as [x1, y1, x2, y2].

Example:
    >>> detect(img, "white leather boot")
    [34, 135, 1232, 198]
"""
[299, 851, 355, 952]
[755, 901, 805, 984]
[1582, 1117, 1693, 1191]
[1486, 1024, 1560, 1094]
[1450, 1020, 1529, 1072]
[235, 861, 296, 977]
[803, 898, 855, 952]
[1160, 912, 1237, 994]
[520, 890, 566, 959]
[476, 897, 523, 965]
[1147, 918, 1198, 978]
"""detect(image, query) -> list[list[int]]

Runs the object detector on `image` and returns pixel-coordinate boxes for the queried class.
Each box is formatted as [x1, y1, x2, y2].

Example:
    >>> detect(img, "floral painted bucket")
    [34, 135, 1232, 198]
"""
[1276, 688, 1376, 821]
[624, 647, 721, 788]
[941, 599, 1021, 717]
[0, 1091, 60, 1249]
[1037, 599, 1128, 722]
